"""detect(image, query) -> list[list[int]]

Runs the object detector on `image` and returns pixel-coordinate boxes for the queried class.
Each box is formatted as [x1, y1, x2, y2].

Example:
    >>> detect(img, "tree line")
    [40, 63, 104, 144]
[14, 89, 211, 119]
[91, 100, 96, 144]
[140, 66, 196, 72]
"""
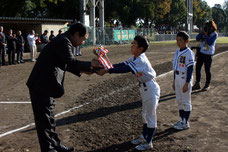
[0, 0, 228, 32]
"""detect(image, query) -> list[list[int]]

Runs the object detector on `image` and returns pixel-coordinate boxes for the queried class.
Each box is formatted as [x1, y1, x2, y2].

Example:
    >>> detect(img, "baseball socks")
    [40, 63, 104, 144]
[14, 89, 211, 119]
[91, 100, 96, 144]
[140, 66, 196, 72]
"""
[183, 111, 191, 124]
[172, 110, 184, 128]
[135, 126, 155, 150]
[173, 110, 191, 130]
[131, 124, 147, 145]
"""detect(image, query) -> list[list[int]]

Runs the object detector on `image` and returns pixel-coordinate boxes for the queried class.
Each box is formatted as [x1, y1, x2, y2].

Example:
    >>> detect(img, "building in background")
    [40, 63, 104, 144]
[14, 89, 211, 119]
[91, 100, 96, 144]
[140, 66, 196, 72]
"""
[0, 17, 73, 52]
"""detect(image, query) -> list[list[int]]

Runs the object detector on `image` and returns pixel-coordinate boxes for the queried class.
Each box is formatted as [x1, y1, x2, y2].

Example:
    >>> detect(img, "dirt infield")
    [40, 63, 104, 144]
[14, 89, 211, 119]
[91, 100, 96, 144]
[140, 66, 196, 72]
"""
[0, 42, 227, 152]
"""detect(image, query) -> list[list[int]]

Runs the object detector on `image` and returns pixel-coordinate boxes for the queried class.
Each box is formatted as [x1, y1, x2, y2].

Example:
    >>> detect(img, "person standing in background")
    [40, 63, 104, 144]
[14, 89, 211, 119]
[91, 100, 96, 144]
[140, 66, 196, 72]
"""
[192, 20, 218, 91]
[27, 30, 38, 62]
[6, 29, 17, 65]
[0, 26, 6, 66]
[49, 30, 56, 42]
[75, 46, 82, 56]
[16, 30, 25, 64]
[57, 29, 62, 37]
[40, 30, 49, 49]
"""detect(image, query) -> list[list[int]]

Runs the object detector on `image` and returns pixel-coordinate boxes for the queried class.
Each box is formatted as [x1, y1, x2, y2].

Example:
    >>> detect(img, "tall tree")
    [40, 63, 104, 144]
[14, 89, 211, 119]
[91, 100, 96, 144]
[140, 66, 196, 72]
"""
[136, 0, 155, 27]
[223, 0, 228, 32]
[193, 0, 211, 30]
[153, 0, 172, 27]
[212, 4, 226, 32]
[164, 0, 186, 29]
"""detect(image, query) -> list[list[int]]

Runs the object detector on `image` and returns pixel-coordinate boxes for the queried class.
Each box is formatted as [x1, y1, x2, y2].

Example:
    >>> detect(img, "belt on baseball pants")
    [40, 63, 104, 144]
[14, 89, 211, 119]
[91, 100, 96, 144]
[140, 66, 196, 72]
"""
[138, 78, 156, 87]
[139, 82, 147, 87]
[175, 71, 185, 75]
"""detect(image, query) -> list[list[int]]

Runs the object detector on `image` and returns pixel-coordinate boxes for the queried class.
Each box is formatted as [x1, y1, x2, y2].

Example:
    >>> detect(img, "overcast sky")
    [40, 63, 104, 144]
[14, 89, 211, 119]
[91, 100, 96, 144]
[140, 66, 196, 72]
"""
[204, 0, 225, 7]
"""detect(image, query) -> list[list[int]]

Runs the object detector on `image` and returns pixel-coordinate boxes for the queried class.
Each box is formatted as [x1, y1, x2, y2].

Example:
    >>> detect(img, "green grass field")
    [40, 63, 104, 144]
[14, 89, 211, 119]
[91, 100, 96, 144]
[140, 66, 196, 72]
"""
[216, 37, 228, 43]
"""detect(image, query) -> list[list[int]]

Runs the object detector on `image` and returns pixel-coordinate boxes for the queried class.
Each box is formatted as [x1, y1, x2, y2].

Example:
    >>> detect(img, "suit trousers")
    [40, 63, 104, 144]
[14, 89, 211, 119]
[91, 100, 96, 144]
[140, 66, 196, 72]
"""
[0, 47, 6, 65]
[16, 49, 23, 62]
[29, 89, 61, 152]
[8, 48, 15, 64]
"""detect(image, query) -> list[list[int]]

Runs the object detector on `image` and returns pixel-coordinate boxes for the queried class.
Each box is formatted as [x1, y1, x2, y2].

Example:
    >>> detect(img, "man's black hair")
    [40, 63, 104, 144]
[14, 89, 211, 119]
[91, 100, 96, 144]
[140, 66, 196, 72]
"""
[68, 23, 88, 37]
[176, 31, 189, 41]
[134, 35, 149, 52]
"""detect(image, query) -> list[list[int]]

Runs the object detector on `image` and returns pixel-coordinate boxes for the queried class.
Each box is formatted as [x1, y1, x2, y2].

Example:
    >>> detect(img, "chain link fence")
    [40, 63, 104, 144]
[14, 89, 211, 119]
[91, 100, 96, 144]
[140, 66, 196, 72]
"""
[60, 26, 227, 47]
[83, 27, 156, 46]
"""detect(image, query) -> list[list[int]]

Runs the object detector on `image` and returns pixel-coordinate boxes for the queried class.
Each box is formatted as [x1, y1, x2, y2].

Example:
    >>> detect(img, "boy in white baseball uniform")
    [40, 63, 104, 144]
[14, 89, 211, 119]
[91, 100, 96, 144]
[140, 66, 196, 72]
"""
[172, 31, 195, 130]
[97, 36, 160, 150]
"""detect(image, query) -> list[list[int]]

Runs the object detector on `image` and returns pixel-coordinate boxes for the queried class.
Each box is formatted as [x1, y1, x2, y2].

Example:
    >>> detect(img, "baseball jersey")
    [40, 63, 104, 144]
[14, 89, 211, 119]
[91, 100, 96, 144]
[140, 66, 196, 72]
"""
[173, 47, 195, 72]
[124, 53, 156, 83]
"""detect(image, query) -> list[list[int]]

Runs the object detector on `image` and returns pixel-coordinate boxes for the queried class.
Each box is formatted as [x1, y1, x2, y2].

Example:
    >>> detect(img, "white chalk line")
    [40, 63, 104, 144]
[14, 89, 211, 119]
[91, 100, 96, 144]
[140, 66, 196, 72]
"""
[0, 50, 227, 138]
[0, 101, 31, 104]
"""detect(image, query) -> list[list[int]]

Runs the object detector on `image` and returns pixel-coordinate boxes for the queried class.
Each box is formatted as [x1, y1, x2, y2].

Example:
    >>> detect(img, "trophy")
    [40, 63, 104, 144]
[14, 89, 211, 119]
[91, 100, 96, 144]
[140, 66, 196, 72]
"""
[93, 46, 113, 70]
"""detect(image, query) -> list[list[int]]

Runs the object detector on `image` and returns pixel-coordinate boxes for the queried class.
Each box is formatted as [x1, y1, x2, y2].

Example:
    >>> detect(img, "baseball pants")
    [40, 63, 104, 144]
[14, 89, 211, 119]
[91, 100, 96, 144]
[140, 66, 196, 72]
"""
[175, 72, 193, 111]
[139, 80, 160, 128]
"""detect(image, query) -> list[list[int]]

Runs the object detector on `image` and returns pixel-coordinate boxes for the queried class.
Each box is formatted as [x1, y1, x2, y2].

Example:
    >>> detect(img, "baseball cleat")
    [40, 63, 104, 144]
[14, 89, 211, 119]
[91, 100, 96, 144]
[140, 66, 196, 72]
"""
[173, 122, 190, 130]
[131, 135, 146, 145]
[172, 120, 182, 129]
[135, 143, 153, 151]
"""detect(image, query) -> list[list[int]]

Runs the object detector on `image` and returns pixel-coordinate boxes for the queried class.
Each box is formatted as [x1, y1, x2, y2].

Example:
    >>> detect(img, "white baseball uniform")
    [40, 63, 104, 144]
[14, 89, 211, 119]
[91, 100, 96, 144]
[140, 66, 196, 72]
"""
[173, 47, 195, 111]
[124, 53, 160, 128]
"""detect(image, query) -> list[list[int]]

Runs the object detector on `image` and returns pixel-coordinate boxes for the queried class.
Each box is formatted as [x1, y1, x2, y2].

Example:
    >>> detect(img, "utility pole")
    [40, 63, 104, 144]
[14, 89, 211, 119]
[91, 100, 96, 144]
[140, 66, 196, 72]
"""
[187, 0, 193, 34]
[90, 0, 96, 45]
[80, 0, 105, 45]
[99, 0, 104, 30]
[80, 0, 86, 24]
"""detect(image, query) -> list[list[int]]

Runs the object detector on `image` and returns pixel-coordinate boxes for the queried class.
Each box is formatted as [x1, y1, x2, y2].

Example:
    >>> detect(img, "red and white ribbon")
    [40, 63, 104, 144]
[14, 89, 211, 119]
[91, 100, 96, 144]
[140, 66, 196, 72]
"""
[94, 46, 113, 70]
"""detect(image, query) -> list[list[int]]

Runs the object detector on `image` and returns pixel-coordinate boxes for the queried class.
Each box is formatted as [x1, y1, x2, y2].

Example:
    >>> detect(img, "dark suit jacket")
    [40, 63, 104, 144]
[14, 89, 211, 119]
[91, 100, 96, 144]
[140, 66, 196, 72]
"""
[6, 34, 17, 50]
[0, 32, 6, 49]
[26, 32, 91, 98]
[16, 35, 25, 51]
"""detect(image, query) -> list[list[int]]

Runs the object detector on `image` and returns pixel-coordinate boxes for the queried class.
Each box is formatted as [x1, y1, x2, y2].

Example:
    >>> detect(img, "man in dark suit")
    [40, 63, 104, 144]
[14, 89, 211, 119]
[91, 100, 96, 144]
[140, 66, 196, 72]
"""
[0, 26, 6, 66]
[6, 29, 17, 65]
[26, 23, 102, 152]
[16, 30, 25, 64]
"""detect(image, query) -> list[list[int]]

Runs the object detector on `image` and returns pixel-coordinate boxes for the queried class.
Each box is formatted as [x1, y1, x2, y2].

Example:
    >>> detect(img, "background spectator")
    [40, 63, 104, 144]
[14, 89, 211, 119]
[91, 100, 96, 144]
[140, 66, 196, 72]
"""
[40, 30, 49, 49]
[27, 30, 38, 62]
[16, 30, 25, 64]
[49, 30, 55, 42]
[6, 29, 17, 65]
[192, 20, 218, 91]
[0, 26, 6, 66]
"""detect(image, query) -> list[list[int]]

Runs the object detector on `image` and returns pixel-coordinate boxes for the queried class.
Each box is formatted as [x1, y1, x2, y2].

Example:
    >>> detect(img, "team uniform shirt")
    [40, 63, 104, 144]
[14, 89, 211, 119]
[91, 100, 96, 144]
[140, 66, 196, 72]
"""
[124, 53, 156, 83]
[173, 47, 194, 73]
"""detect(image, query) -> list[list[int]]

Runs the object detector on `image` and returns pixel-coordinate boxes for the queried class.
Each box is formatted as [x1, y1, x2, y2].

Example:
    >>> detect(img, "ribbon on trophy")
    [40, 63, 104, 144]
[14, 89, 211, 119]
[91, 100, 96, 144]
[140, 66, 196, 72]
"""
[93, 46, 113, 70]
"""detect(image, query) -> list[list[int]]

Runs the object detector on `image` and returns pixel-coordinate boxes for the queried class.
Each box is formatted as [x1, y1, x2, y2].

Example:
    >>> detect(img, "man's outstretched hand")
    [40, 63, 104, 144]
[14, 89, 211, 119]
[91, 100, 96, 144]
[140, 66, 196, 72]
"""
[91, 58, 104, 69]
[96, 69, 109, 76]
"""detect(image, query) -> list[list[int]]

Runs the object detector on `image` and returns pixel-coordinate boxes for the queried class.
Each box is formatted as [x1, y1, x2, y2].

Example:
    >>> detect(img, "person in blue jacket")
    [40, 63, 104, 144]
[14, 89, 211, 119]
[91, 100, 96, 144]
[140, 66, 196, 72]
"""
[192, 20, 218, 91]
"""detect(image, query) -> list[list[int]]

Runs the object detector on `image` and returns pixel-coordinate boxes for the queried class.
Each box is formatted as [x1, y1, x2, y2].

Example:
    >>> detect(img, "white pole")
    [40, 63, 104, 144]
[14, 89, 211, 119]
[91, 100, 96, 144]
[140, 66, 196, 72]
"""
[90, 0, 96, 45]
